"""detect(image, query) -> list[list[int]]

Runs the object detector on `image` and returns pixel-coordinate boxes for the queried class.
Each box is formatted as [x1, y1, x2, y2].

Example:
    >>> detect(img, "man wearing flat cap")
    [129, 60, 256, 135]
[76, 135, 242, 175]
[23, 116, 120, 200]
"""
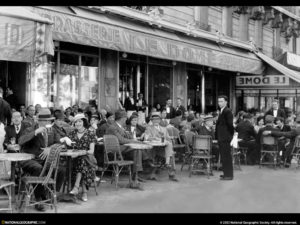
[105, 110, 154, 188]
[144, 114, 179, 182]
[18, 108, 65, 211]
[263, 115, 300, 167]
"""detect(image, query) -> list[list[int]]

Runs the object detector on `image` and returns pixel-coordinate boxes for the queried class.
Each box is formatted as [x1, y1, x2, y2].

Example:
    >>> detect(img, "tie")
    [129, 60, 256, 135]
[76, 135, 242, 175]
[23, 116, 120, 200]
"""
[16, 125, 19, 133]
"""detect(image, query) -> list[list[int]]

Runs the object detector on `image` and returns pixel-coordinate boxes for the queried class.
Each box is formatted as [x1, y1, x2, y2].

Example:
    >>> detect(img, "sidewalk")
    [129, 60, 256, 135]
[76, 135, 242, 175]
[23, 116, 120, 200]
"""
[23, 165, 300, 213]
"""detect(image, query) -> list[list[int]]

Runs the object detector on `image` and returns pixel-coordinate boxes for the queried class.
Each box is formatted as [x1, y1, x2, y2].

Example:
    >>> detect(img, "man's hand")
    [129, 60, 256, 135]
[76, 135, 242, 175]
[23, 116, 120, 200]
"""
[39, 147, 51, 160]
[7, 144, 20, 151]
[35, 127, 47, 136]
[262, 131, 271, 135]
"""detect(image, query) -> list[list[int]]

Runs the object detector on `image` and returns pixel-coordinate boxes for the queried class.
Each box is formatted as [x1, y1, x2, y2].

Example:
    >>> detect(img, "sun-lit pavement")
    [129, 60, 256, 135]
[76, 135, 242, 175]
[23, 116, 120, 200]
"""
[23, 165, 300, 213]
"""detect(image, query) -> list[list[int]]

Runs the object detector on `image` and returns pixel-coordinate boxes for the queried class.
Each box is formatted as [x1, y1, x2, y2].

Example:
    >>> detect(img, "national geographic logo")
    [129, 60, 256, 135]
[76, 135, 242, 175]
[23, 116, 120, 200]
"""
[1, 221, 45, 224]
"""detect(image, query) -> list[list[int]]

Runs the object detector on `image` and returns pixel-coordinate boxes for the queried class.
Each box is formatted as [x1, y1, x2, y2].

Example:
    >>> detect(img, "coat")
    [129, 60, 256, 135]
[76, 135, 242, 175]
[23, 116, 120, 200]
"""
[162, 105, 176, 119]
[124, 97, 137, 111]
[4, 122, 29, 147]
[125, 124, 145, 138]
[144, 124, 171, 142]
[169, 117, 182, 130]
[215, 106, 234, 142]
[136, 98, 147, 112]
[236, 120, 256, 142]
[195, 125, 215, 140]
[265, 108, 286, 119]
[105, 121, 134, 146]
[175, 105, 186, 116]
[0, 97, 11, 125]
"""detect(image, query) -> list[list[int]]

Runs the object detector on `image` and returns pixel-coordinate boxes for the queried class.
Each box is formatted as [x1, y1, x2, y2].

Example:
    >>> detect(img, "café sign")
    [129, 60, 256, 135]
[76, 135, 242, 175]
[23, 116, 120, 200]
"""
[32, 7, 264, 74]
[236, 75, 289, 86]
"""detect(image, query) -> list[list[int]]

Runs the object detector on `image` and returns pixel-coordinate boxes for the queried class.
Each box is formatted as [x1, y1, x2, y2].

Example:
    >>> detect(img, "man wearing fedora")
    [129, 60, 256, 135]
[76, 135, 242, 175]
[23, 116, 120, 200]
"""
[263, 115, 300, 167]
[106, 110, 154, 189]
[144, 114, 179, 182]
[18, 108, 65, 211]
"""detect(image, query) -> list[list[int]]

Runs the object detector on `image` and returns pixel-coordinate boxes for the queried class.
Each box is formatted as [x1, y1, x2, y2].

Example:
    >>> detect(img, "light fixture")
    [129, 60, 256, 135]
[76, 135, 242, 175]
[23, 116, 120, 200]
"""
[122, 52, 127, 58]
[208, 67, 212, 71]
[172, 61, 177, 66]
[237, 72, 240, 76]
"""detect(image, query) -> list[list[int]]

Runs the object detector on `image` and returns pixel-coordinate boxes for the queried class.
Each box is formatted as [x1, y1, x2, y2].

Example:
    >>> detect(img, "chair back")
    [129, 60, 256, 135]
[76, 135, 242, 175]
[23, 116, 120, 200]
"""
[103, 135, 124, 162]
[291, 135, 300, 155]
[260, 135, 278, 152]
[167, 126, 183, 144]
[39, 144, 63, 185]
[193, 135, 212, 154]
[184, 130, 195, 152]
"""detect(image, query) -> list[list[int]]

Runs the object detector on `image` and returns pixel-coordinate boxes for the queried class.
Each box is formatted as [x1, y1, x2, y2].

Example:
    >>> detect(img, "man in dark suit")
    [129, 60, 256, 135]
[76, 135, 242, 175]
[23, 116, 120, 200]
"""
[215, 95, 234, 180]
[105, 110, 153, 188]
[163, 99, 176, 119]
[4, 111, 28, 152]
[265, 99, 286, 119]
[0, 87, 11, 125]
[175, 98, 186, 116]
[235, 113, 258, 164]
[274, 116, 291, 162]
[5, 87, 18, 110]
[124, 91, 137, 117]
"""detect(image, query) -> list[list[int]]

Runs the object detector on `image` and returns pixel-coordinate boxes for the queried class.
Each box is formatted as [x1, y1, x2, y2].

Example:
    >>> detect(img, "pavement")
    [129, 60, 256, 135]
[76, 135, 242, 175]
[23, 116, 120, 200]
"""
[9, 164, 300, 213]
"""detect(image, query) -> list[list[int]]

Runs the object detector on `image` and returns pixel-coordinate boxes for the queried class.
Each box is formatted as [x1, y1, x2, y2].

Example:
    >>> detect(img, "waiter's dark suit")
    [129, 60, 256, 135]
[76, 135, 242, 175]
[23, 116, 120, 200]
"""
[215, 106, 234, 178]
[265, 108, 286, 119]
[175, 105, 186, 116]
[163, 105, 176, 119]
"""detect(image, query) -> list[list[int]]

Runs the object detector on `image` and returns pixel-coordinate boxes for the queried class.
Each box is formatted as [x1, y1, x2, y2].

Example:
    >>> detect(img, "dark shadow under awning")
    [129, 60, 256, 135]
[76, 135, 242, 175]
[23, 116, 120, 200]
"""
[254, 51, 300, 84]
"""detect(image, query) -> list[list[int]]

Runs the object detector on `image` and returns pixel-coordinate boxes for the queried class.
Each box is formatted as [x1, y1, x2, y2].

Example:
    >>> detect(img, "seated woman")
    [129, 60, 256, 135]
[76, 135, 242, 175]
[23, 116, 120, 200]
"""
[126, 114, 146, 140]
[254, 116, 265, 134]
[66, 114, 98, 202]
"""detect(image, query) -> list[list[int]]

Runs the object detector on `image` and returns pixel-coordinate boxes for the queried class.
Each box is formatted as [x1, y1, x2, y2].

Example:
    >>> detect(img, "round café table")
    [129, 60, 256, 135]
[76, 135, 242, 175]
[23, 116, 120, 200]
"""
[60, 150, 87, 193]
[124, 143, 153, 189]
[0, 153, 35, 203]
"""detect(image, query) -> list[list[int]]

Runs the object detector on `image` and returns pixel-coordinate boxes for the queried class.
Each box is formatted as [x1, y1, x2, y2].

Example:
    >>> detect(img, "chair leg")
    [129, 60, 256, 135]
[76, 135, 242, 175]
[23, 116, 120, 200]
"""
[115, 166, 119, 189]
[94, 181, 98, 195]
[128, 166, 132, 185]
[97, 171, 105, 187]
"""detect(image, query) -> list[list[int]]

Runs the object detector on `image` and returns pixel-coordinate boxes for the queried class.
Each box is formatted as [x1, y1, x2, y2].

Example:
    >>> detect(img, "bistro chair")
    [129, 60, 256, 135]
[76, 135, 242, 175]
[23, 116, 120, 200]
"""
[18, 144, 63, 213]
[167, 126, 186, 162]
[287, 135, 300, 169]
[0, 160, 15, 213]
[189, 135, 213, 178]
[231, 147, 242, 170]
[101, 135, 134, 189]
[181, 130, 194, 171]
[259, 135, 280, 169]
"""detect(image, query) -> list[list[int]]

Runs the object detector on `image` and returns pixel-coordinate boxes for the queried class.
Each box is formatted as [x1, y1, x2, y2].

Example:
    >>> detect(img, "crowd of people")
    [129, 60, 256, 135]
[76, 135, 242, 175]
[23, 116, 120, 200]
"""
[0, 85, 299, 211]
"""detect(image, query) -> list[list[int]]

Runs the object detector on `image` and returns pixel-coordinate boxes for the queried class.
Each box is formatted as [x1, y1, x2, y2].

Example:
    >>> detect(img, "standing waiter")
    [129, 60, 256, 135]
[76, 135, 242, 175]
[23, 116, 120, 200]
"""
[215, 95, 234, 180]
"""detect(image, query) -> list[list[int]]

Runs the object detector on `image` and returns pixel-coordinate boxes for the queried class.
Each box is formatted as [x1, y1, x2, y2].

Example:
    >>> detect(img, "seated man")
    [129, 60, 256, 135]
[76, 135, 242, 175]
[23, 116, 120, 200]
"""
[159, 110, 169, 127]
[97, 111, 114, 138]
[235, 113, 258, 165]
[263, 116, 300, 167]
[196, 115, 219, 162]
[18, 108, 65, 211]
[169, 110, 182, 130]
[105, 110, 154, 188]
[4, 111, 27, 152]
[144, 114, 178, 182]
[274, 117, 291, 162]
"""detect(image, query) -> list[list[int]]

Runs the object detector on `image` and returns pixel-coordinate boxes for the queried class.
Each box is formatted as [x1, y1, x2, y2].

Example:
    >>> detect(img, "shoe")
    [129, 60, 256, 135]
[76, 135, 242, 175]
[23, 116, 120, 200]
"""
[81, 192, 88, 202]
[220, 176, 233, 180]
[70, 186, 79, 195]
[169, 175, 179, 182]
[94, 176, 101, 182]
[35, 204, 46, 212]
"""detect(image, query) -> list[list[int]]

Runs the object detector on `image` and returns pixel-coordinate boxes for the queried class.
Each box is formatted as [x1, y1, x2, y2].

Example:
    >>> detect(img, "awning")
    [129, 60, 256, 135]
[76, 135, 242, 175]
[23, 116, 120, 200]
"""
[254, 51, 300, 83]
[31, 6, 264, 74]
[0, 7, 54, 63]
[276, 51, 300, 72]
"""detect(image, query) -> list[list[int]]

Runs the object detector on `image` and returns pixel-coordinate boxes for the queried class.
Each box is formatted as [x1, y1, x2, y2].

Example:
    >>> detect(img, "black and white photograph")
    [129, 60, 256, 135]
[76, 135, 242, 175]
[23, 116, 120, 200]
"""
[0, 5, 300, 222]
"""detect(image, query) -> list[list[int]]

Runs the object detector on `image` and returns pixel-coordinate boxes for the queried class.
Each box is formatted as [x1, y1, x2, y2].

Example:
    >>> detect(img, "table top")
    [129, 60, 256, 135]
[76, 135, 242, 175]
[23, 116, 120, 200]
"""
[0, 153, 34, 161]
[143, 141, 167, 147]
[124, 143, 153, 149]
[60, 150, 87, 157]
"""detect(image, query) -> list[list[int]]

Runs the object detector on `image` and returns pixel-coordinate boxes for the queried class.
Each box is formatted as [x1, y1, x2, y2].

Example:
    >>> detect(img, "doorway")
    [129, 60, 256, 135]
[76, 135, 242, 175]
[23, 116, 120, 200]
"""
[187, 70, 202, 113]
[0, 60, 27, 109]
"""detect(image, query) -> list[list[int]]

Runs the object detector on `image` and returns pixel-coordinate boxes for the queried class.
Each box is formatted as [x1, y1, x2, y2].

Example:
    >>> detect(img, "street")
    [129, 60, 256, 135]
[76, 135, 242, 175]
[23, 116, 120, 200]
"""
[25, 165, 300, 213]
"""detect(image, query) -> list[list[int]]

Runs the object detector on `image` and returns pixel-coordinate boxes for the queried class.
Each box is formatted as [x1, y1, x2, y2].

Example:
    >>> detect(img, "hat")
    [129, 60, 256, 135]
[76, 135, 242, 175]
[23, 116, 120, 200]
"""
[204, 115, 214, 122]
[106, 111, 114, 118]
[91, 114, 100, 120]
[115, 110, 127, 120]
[150, 114, 161, 120]
[265, 115, 274, 124]
[73, 113, 88, 123]
[54, 110, 65, 120]
[37, 108, 55, 121]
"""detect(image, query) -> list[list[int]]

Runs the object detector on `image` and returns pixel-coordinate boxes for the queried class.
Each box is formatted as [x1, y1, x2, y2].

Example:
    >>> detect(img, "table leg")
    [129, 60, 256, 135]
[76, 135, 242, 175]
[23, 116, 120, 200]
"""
[10, 162, 16, 203]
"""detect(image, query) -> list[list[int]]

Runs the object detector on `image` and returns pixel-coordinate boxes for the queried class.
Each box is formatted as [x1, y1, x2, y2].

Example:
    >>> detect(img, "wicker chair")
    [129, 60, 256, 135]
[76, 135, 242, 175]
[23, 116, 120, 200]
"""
[167, 126, 186, 162]
[288, 135, 300, 169]
[259, 135, 280, 169]
[181, 130, 194, 171]
[100, 135, 134, 189]
[0, 161, 15, 213]
[18, 144, 63, 213]
[189, 135, 213, 178]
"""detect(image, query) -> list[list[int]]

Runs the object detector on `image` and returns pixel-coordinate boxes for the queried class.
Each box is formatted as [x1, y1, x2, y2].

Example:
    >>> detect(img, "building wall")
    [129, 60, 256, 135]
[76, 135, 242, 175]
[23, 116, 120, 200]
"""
[161, 6, 194, 26]
[262, 27, 273, 57]
[208, 6, 222, 32]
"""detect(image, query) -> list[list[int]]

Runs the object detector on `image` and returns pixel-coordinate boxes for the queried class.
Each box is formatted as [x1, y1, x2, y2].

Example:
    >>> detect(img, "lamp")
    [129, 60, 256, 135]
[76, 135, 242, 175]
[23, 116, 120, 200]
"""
[172, 61, 177, 66]
[122, 52, 128, 58]
[208, 67, 212, 71]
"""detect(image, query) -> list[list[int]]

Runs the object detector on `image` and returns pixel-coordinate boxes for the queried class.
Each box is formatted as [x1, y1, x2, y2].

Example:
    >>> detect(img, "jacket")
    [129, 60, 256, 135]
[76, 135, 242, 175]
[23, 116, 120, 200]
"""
[0, 97, 11, 125]
[236, 120, 256, 142]
[105, 121, 134, 145]
[215, 106, 234, 142]
[144, 124, 171, 142]
[4, 122, 29, 147]
[265, 108, 286, 119]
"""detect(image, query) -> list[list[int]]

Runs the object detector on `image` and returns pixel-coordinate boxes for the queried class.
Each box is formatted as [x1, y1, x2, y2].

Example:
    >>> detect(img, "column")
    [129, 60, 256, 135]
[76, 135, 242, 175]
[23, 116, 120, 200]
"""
[222, 6, 233, 37]
[239, 13, 249, 41]
[201, 70, 205, 114]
